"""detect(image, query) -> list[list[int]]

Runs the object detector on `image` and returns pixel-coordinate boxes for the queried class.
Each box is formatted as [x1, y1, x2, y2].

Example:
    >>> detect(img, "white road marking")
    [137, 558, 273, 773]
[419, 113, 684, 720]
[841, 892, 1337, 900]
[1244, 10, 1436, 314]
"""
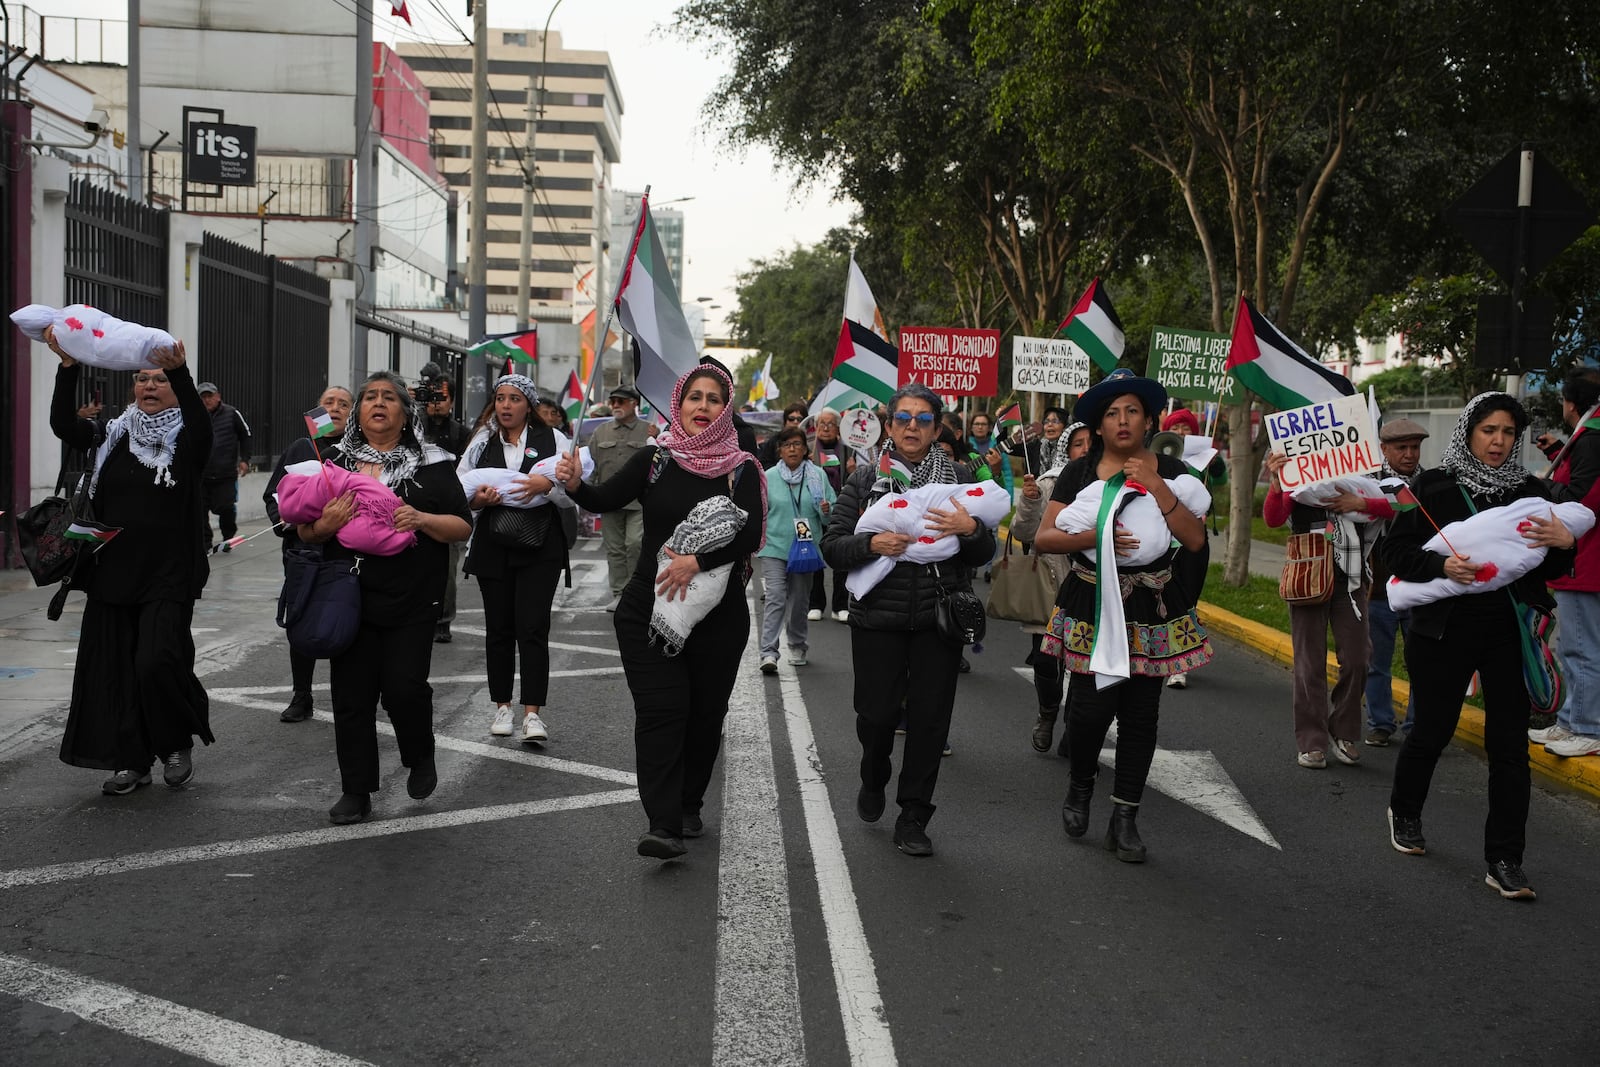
[778, 664, 898, 1065]
[446, 627, 621, 658]
[1008, 668, 1279, 848]
[0, 789, 638, 891]
[0, 951, 377, 1066]
[204, 668, 623, 699]
[713, 651, 806, 1066]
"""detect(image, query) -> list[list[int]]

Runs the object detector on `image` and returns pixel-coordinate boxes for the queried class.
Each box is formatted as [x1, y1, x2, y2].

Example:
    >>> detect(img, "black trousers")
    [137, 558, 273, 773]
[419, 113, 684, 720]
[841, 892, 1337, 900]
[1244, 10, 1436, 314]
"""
[203, 478, 238, 541]
[289, 645, 315, 693]
[62, 597, 212, 771]
[1391, 607, 1530, 864]
[330, 618, 436, 795]
[477, 542, 564, 706]
[1031, 632, 1064, 710]
[616, 578, 748, 836]
[851, 626, 961, 824]
[1066, 672, 1161, 804]
[808, 566, 848, 613]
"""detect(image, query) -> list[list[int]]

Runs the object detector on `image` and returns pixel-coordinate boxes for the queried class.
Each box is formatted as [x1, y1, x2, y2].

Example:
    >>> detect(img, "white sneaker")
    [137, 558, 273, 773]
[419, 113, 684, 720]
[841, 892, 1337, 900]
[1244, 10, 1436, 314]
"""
[1297, 750, 1327, 769]
[760, 656, 778, 675]
[522, 711, 549, 743]
[1331, 738, 1361, 765]
[1165, 672, 1188, 690]
[490, 705, 514, 737]
[806, 609, 823, 621]
[1544, 733, 1600, 758]
[833, 610, 849, 623]
[1529, 723, 1574, 745]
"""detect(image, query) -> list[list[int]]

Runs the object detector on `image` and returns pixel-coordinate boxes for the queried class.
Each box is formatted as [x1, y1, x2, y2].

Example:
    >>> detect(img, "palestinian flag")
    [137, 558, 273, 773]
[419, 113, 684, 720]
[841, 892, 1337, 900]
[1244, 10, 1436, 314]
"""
[304, 406, 338, 439]
[64, 520, 119, 546]
[818, 451, 841, 469]
[877, 448, 911, 487]
[562, 371, 586, 424]
[469, 330, 537, 366]
[390, 2, 412, 25]
[1225, 295, 1353, 410]
[1382, 482, 1420, 512]
[828, 319, 900, 408]
[995, 402, 1023, 432]
[1057, 278, 1125, 372]
[615, 197, 699, 414]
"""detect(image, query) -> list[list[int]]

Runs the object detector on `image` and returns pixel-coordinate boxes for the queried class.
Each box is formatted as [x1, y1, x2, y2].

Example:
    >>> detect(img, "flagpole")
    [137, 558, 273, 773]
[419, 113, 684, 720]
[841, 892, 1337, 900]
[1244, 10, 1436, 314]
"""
[1539, 398, 1600, 477]
[572, 185, 651, 455]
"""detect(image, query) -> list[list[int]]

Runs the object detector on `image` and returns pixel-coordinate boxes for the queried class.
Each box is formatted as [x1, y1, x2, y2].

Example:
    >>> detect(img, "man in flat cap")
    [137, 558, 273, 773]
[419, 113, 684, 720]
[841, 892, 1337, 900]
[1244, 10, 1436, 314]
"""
[590, 384, 655, 611]
[198, 381, 251, 552]
[1365, 417, 1429, 746]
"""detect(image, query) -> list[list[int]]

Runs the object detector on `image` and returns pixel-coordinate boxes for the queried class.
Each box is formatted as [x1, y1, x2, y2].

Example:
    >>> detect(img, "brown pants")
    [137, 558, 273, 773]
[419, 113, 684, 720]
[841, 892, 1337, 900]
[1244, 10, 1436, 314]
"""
[1289, 580, 1371, 754]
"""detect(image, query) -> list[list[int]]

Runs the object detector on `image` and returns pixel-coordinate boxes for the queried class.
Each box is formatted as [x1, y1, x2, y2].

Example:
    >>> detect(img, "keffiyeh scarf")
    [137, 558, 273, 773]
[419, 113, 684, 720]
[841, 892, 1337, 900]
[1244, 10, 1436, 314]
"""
[649, 494, 750, 656]
[872, 440, 956, 498]
[92, 405, 184, 493]
[1439, 392, 1529, 500]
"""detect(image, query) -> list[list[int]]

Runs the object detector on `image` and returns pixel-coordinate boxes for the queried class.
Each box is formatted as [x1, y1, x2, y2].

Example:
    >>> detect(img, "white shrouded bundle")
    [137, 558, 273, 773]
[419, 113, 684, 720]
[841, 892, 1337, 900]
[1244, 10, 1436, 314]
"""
[1290, 477, 1387, 523]
[1385, 498, 1596, 611]
[11, 304, 178, 371]
[1056, 473, 1211, 566]
[845, 480, 1012, 600]
[458, 447, 592, 509]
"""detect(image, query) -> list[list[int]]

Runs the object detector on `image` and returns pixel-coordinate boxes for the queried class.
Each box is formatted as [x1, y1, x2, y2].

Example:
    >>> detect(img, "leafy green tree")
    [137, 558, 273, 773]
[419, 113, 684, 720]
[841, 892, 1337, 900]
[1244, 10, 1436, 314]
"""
[726, 233, 854, 403]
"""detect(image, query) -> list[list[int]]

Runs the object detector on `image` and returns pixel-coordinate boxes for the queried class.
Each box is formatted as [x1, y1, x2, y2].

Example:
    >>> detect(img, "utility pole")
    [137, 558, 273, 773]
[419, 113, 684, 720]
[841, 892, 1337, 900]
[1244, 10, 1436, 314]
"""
[467, 0, 489, 345]
[127, 0, 141, 201]
[352, 0, 375, 378]
[514, 70, 536, 332]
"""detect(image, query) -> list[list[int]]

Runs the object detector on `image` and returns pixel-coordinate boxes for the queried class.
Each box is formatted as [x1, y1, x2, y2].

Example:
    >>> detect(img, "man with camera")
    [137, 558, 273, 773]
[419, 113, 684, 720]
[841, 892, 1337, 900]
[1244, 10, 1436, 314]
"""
[416, 364, 471, 642]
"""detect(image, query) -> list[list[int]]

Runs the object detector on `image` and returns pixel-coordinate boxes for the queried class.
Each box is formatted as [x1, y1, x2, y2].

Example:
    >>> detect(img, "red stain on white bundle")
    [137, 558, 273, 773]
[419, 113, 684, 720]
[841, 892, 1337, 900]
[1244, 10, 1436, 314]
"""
[64, 317, 85, 331]
[1474, 562, 1500, 583]
[889, 499, 909, 509]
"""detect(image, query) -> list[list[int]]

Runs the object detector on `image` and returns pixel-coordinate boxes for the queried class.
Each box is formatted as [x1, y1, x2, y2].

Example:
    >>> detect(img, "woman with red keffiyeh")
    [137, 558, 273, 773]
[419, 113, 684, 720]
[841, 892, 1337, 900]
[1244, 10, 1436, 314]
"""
[556, 364, 766, 860]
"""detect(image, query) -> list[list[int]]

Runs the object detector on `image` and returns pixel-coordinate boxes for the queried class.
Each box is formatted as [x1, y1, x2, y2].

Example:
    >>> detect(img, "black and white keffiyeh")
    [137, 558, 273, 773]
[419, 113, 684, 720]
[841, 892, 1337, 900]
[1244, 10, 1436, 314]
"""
[1439, 391, 1529, 500]
[1037, 432, 1070, 474]
[91, 405, 184, 493]
[339, 427, 452, 488]
[872, 440, 956, 498]
[649, 495, 749, 656]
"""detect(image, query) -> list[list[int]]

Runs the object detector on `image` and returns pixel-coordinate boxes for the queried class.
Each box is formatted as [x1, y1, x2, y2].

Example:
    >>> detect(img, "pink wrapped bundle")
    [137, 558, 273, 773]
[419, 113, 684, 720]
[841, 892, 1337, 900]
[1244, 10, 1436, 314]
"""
[275, 461, 417, 557]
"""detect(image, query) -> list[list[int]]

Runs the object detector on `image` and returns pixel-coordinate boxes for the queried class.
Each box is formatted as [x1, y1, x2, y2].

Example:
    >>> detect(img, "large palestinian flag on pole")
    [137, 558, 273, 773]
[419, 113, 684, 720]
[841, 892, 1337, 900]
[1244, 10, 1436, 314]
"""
[1224, 295, 1353, 410]
[468, 330, 537, 366]
[613, 196, 698, 414]
[815, 256, 892, 412]
[1058, 277, 1125, 373]
[825, 319, 900, 408]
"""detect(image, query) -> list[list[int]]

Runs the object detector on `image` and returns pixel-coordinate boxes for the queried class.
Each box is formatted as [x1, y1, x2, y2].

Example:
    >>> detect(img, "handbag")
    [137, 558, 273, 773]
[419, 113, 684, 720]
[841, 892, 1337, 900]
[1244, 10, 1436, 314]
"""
[784, 479, 825, 574]
[932, 563, 987, 647]
[986, 534, 1057, 624]
[16, 464, 91, 588]
[482, 503, 552, 550]
[277, 547, 362, 658]
[1279, 530, 1335, 605]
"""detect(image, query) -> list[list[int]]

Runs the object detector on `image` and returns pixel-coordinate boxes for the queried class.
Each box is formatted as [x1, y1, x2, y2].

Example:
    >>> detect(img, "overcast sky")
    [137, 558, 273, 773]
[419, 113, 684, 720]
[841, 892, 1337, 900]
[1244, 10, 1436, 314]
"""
[40, 1, 858, 337]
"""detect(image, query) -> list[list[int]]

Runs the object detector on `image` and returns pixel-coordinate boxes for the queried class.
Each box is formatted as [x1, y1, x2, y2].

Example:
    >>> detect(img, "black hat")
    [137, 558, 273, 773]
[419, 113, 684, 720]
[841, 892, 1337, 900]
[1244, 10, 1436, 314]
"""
[608, 385, 640, 402]
[1072, 368, 1167, 429]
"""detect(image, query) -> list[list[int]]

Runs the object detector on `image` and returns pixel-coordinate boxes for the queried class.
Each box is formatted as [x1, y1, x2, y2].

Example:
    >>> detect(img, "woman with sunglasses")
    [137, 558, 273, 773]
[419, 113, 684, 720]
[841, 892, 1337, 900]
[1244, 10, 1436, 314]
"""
[48, 338, 215, 796]
[821, 383, 995, 857]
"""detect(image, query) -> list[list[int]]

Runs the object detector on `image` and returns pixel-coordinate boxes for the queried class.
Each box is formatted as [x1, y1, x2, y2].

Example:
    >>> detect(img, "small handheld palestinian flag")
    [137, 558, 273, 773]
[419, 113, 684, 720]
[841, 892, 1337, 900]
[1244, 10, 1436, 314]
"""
[995, 402, 1023, 433]
[1386, 483, 1420, 512]
[304, 406, 338, 439]
[878, 448, 912, 487]
[64, 520, 120, 549]
[818, 450, 841, 469]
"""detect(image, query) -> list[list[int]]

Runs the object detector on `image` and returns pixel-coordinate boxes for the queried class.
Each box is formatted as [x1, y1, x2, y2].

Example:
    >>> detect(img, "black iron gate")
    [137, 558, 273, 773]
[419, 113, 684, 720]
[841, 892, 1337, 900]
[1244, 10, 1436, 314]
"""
[197, 233, 330, 463]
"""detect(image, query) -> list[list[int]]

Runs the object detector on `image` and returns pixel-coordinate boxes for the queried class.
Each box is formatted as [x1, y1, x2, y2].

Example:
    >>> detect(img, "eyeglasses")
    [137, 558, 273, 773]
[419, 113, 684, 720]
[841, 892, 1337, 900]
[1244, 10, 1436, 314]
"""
[133, 374, 170, 386]
[891, 412, 936, 426]
[780, 440, 806, 449]
[1042, 417, 1064, 426]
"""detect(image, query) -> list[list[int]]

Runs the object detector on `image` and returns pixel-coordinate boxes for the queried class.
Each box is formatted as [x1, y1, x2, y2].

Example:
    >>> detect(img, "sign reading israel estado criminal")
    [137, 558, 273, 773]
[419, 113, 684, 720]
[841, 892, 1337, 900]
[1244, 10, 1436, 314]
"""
[1265, 393, 1380, 490]
[1149, 326, 1236, 403]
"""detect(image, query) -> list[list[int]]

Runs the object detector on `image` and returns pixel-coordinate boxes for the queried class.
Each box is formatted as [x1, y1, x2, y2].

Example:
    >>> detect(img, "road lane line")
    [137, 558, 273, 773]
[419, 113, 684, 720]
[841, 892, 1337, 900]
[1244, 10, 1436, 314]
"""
[713, 654, 806, 1066]
[0, 951, 375, 1066]
[777, 664, 897, 1065]
[0, 789, 638, 891]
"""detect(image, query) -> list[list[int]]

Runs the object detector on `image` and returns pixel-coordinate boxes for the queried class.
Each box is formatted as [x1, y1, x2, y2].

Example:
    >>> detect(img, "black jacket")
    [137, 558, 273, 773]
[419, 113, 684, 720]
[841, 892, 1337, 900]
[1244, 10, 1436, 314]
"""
[204, 402, 251, 480]
[422, 414, 471, 460]
[820, 463, 995, 631]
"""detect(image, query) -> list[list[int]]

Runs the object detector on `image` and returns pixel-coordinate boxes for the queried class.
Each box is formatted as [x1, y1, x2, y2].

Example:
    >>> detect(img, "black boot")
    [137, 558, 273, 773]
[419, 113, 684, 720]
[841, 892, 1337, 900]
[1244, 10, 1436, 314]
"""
[1031, 708, 1058, 753]
[1103, 802, 1146, 863]
[1061, 777, 1093, 838]
[279, 691, 313, 723]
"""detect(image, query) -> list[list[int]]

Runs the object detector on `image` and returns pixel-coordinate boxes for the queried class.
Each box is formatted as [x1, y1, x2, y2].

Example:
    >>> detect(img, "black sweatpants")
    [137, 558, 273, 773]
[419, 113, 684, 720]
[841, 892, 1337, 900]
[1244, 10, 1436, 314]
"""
[330, 619, 437, 794]
[477, 540, 565, 706]
[1391, 607, 1530, 864]
[809, 566, 848, 614]
[615, 578, 749, 837]
[1066, 672, 1162, 804]
[1031, 632, 1065, 710]
[203, 478, 238, 542]
[851, 625, 961, 824]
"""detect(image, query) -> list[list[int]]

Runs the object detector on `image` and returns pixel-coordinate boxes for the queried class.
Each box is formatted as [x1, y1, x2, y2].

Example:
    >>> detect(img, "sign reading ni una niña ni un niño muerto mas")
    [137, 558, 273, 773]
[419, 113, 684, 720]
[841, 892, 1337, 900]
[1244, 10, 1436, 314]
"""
[1011, 335, 1090, 394]
[1149, 326, 1236, 403]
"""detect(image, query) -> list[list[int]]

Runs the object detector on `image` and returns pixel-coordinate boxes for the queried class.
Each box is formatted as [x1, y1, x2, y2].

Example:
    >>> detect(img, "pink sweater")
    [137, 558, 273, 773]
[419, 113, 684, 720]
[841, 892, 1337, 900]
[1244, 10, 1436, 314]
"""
[275, 461, 417, 557]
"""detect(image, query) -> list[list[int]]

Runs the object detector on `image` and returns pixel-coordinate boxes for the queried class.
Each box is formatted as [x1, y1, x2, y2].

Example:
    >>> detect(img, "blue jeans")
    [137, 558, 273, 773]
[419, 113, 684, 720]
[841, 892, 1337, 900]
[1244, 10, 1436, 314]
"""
[1553, 589, 1600, 737]
[1365, 596, 1414, 734]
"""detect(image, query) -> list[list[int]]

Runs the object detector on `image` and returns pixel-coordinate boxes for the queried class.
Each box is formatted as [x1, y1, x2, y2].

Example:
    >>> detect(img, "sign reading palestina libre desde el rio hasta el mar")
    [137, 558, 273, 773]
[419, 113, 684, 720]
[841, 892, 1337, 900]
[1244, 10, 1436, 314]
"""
[1149, 326, 1236, 403]
[1012, 336, 1089, 394]
[898, 327, 1000, 397]
[1265, 392, 1380, 491]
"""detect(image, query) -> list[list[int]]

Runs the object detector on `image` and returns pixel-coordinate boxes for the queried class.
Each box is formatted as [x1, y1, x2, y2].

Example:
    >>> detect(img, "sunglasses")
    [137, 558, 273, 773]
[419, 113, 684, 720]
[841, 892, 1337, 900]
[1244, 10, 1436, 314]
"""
[891, 412, 936, 426]
[785, 415, 803, 423]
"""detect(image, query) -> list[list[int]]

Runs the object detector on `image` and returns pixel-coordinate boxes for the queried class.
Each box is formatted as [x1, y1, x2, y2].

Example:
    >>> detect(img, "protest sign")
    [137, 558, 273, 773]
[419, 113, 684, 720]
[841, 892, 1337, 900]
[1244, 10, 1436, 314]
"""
[1265, 393, 1380, 490]
[1011, 335, 1089, 394]
[1149, 326, 1236, 402]
[841, 408, 881, 452]
[898, 326, 999, 396]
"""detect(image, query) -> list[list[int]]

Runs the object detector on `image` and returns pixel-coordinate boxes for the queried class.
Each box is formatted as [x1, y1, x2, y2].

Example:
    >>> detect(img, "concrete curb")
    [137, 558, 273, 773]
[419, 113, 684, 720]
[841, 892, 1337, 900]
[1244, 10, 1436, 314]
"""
[1198, 600, 1600, 802]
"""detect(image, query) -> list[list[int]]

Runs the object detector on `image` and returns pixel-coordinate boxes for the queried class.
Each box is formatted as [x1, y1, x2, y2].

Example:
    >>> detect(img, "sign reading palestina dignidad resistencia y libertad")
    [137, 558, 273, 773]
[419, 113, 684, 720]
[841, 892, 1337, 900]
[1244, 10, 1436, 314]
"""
[187, 121, 257, 186]
[1265, 392, 1381, 491]
[898, 326, 1000, 397]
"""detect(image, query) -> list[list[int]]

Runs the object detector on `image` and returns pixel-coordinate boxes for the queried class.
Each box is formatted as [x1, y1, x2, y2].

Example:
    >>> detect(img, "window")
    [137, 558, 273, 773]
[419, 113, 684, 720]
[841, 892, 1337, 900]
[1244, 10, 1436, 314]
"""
[502, 32, 527, 46]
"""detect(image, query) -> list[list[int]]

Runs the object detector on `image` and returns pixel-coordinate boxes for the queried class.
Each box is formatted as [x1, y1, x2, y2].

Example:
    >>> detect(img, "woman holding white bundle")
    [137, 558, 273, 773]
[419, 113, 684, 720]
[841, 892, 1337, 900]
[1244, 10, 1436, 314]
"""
[459, 374, 572, 745]
[1033, 370, 1212, 863]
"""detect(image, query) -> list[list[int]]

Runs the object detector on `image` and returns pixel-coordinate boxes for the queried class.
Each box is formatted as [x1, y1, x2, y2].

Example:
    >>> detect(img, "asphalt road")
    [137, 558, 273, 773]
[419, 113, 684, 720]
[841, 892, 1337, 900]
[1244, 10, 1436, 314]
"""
[2, 534, 1598, 1065]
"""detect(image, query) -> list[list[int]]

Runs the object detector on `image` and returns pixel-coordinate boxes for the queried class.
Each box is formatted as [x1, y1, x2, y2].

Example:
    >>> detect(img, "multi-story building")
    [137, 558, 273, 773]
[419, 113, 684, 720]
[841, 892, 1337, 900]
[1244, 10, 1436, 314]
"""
[608, 188, 684, 298]
[397, 29, 620, 323]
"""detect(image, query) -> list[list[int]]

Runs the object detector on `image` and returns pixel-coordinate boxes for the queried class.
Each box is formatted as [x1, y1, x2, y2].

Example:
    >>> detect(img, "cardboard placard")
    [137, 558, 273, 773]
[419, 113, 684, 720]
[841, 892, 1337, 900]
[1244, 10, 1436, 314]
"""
[1265, 393, 1380, 490]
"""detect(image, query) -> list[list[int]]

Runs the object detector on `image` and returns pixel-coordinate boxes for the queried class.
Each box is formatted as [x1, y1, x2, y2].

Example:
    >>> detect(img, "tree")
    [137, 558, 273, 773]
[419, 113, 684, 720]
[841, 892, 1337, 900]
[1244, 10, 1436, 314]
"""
[726, 232, 855, 403]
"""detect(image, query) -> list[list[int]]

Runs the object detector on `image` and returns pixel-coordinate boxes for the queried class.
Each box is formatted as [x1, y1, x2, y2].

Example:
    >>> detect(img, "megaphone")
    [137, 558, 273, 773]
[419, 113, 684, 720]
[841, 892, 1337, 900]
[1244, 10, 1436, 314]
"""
[1150, 431, 1185, 460]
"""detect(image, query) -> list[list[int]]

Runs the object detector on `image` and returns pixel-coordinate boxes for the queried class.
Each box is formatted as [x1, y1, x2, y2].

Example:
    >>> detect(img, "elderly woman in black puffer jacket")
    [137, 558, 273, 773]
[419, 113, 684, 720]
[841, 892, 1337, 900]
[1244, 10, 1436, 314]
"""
[821, 383, 995, 858]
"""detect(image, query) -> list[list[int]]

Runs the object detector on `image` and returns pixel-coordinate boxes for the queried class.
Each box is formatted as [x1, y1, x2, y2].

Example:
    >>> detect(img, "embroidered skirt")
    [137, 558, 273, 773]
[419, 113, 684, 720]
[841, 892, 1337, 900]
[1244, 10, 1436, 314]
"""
[1040, 570, 1214, 677]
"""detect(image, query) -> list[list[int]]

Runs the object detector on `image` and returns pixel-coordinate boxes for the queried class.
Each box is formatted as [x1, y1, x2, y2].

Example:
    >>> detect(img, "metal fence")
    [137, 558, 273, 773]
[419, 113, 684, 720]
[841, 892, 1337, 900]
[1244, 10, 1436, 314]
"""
[198, 233, 330, 464]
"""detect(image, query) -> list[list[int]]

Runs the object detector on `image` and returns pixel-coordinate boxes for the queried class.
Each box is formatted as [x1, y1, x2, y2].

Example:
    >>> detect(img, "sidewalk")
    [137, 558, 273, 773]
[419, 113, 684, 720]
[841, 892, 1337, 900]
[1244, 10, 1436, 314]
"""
[1200, 532, 1600, 803]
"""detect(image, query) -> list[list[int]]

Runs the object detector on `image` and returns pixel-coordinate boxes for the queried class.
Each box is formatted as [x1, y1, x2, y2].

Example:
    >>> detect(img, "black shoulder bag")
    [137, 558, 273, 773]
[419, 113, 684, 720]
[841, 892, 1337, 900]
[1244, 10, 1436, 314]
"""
[932, 562, 987, 647]
[480, 430, 554, 550]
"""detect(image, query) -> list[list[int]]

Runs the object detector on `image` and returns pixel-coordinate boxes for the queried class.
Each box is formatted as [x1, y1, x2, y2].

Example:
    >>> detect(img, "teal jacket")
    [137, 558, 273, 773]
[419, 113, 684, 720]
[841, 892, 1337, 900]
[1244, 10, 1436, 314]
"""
[759, 461, 836, 561]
